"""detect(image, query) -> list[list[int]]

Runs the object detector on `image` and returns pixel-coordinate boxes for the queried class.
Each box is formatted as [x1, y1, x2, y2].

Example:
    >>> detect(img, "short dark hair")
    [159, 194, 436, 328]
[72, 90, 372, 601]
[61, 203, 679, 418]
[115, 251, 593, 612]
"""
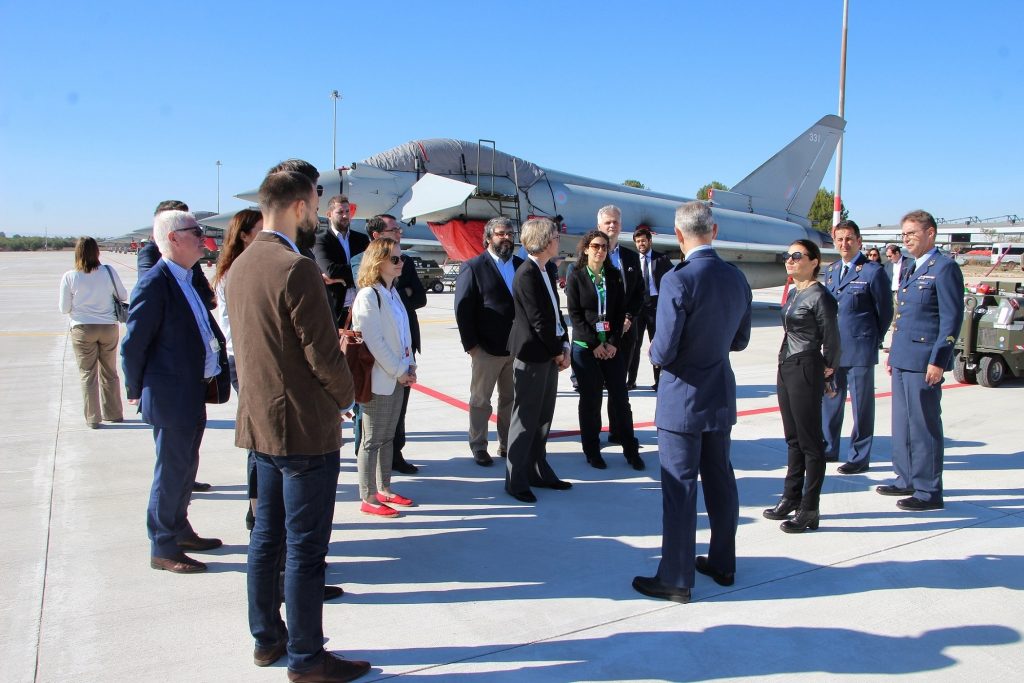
[365, 216, 387, 236]
[377, 214, 396, 221]
[901, 209, 937, 231]
[327, 195, 349, 212]
[267, 159, 319, 184]
[790, 238, 823, 277]
[833, 219, 861, 237]
[154, 200, 188, 215]
[258, 171, 315, 212]
[633, 226, 652, 241]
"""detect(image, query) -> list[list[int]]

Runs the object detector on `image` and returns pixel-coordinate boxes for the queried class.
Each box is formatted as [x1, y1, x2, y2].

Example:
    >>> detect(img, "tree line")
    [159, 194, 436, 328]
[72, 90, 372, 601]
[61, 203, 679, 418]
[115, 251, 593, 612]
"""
[0, 234, 79, 251]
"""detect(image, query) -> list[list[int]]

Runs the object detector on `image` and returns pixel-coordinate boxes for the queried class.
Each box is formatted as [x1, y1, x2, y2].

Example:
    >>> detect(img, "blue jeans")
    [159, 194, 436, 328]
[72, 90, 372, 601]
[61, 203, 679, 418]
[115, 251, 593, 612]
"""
[248, 450, 340, 672]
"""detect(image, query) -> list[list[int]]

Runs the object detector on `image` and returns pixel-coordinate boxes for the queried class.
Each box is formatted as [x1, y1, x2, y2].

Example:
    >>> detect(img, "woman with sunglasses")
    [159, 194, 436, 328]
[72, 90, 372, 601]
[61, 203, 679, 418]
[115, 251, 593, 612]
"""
[211, 208, 263, 528]
[352, 238, 417, 517]
[865, 247, 881, 263]
[764, 239, 839, 533]
[565, 230, 644, 470]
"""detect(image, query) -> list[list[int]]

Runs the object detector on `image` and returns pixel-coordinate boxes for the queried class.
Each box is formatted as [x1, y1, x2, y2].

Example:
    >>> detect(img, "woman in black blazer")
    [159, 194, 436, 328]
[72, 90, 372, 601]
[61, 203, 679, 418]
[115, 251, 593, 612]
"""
[566, 230, 644, 471]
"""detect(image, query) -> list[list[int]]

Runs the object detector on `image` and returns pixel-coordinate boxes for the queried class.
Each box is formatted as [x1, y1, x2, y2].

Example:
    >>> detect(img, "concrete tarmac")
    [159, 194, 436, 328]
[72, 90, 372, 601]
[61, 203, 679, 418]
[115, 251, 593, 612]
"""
[3, 250, 1023, 682]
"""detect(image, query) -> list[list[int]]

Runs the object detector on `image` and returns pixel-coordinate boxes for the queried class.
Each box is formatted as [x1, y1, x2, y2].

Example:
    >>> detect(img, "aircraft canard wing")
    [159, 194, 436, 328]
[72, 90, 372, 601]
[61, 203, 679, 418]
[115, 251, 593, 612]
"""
[400, 173, 477, 222]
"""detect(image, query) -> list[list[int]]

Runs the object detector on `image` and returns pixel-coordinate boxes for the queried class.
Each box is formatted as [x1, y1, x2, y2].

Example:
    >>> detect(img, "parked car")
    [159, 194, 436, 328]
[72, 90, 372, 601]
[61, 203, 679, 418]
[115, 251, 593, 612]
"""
[411, 256, 446, 293]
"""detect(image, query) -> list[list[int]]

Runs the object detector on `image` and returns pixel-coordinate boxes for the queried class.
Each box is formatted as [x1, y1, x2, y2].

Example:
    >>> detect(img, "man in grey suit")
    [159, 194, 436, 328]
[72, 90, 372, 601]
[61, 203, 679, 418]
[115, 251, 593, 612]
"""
[633, 201, 752, 604]
[454, 217, 523, 466]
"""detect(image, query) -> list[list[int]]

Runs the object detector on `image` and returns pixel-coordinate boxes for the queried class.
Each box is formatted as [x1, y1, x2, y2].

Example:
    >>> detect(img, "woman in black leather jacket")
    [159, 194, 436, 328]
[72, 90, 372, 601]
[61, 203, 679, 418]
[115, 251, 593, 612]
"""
[764, 239, 840, 532]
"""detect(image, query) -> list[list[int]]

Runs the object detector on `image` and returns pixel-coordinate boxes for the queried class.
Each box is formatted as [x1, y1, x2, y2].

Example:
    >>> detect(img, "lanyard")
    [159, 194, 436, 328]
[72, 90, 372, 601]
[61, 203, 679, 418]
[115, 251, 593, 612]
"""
[586, 266, 607, 320]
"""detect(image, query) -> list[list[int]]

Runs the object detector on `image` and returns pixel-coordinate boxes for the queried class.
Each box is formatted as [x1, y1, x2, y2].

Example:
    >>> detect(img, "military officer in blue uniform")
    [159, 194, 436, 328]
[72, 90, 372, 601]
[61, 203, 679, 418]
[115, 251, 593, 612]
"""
[878, 210, 964, 511]
[822, 220, 893, 474]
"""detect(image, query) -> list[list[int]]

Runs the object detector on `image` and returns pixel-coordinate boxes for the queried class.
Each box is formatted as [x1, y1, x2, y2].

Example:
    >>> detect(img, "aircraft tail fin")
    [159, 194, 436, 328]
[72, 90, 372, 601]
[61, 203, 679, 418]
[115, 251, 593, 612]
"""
[724, 115, 845, 226]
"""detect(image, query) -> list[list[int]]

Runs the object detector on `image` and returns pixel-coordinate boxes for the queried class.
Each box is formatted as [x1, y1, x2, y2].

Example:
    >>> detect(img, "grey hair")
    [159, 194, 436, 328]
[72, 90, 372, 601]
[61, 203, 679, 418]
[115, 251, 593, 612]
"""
[674, 201, 714, 237]
[483, 216, 515, 246]
[153, 210, 196, 254]
[597, 204, 621, 221]
[520, 218, 558, 255]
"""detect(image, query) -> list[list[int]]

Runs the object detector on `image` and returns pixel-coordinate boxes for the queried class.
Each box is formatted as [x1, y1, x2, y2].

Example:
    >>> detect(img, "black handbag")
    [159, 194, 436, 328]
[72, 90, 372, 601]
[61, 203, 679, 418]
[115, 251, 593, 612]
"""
[104, 265, 129, 323]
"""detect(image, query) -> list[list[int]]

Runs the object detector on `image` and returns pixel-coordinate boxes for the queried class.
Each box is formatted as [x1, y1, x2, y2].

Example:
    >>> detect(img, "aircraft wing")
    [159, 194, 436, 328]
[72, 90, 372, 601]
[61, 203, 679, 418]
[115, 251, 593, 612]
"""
[400, 173, 477, 222]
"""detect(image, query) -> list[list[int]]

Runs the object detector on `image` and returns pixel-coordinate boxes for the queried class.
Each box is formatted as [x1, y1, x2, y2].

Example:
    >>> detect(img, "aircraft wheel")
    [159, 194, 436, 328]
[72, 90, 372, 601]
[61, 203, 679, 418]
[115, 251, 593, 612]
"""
[431, 281, 444, 293]
[953, 355, 976, 384]
[977, 355, 1006, 388]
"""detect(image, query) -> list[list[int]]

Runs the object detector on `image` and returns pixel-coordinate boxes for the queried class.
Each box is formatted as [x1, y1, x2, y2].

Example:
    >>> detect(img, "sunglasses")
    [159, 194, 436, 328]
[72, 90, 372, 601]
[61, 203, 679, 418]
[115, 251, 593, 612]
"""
[782, 251, 809, 262]
[388, 255, 406, 265]
[316, 185, 324, 197]
[174, 226, 203, 238]
[589, 243, 609, 251]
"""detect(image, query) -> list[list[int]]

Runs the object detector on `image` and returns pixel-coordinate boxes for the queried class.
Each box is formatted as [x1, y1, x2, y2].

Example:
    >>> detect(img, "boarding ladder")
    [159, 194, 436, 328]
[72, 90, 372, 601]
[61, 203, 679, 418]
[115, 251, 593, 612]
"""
[461, 139, 522, 226]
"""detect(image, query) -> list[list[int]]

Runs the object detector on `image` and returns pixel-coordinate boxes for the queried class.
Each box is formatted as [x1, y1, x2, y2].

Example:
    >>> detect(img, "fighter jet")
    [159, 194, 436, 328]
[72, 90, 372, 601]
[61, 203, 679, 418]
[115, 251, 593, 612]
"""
[219, 115, 844, 288]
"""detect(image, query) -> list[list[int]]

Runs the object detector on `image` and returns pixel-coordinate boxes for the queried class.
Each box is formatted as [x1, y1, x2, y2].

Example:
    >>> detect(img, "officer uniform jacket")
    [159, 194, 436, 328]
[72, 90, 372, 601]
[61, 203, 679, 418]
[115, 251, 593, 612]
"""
[824, 253, 894, 367]
[888, 250, 964, 372]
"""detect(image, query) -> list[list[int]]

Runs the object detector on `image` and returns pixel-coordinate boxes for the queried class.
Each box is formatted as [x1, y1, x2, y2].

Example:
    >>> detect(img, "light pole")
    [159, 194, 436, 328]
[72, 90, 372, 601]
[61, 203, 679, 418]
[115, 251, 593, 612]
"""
[216, 160, 222, 213]
[832, 0, 849, 228]
[330, 90, 341, 169]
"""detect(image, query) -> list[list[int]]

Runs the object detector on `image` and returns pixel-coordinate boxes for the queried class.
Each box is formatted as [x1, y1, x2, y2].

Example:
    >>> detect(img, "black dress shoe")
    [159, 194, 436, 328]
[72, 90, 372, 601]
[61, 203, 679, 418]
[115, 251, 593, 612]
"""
[472, 450, 493, 467]
[496, 447, 507, 458]
[507, 489, 537, 503]
[254, 637, 287, 667]
[177, 535, 223, 551]
[780, 509, 820, 533]
[823, 456, 839, 463]
[151, 553, 207, 574]
[897, 496, 943, 511]
[762, 498, 800, 520]
[586, 454, 608, 470]
[323, 585, 345, 601]
[695, 555, 734, 586]
[392, 459, 419, 474]
[626, 454, 646, 471]
[192, 481, 212, 492]
[532, 479, 573, 490]
[632, 576, 691, 604]
[838, 461, 870, 474]
[876, 484, 915, 497]
[287, 652, 371, 683]
[607, 434, 622, 445]
[625, 382, 637, 391]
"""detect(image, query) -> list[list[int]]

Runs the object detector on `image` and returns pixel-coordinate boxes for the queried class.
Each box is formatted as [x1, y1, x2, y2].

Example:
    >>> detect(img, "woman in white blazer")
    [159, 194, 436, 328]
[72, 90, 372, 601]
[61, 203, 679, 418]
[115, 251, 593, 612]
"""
[352, 238, 417, 517]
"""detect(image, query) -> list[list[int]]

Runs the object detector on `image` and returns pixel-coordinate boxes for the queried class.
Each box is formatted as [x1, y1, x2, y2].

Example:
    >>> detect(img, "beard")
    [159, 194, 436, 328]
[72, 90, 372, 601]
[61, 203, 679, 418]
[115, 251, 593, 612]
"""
[296, 214, 319, 249]
[491, 239, 514, 260]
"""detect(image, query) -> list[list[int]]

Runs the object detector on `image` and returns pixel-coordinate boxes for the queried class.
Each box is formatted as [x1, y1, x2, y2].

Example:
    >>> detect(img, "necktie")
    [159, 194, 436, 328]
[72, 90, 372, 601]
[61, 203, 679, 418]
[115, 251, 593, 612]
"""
[642, 255, 651, 294]
[902, 260, 916, 284]
[841, 264, 849, 281]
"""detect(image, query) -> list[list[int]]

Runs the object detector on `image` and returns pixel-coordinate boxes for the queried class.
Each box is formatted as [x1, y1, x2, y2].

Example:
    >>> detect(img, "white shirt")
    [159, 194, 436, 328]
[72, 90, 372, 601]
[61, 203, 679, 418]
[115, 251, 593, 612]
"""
[58, 266, 127, 326]
[891, 257, 903, 291]
[640, 251, 658, 296]
[330, 226, 357, 307]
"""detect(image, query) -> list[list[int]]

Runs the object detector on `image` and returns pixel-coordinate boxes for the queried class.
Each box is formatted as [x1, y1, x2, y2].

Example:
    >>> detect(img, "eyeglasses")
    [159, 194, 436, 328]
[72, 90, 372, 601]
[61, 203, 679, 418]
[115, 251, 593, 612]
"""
[492, 231, 514, 238]
[900, 231, 923, 239]
[316, 185, 324, 197]
[589, 243, 609, 251]
[782, 251, 808, 261]
[383, 226, 403, 234]
[174, 226, 203, 238]
[388, 255, 405, 265]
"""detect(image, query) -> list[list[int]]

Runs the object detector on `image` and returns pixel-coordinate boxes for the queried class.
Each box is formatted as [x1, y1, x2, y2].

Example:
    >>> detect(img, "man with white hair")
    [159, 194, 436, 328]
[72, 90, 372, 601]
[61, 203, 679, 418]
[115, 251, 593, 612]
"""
[122, 210, 230, 575]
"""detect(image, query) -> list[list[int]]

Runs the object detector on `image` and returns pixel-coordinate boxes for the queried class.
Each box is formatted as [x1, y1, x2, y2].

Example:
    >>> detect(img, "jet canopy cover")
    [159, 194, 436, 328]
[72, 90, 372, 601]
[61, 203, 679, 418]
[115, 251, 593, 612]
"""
[361, 139, 547, 192]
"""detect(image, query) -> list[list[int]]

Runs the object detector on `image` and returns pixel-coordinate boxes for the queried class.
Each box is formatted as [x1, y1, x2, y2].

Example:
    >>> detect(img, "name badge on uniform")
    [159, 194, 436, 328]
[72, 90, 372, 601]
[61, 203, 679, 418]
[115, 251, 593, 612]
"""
[595, 321, 610, 333]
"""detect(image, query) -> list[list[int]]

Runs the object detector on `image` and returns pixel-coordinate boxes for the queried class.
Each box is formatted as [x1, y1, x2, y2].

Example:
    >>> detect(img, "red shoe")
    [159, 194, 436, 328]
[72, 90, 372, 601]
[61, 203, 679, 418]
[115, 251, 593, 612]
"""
[360, 501, 399, 517]
[375, 492, 414, 507]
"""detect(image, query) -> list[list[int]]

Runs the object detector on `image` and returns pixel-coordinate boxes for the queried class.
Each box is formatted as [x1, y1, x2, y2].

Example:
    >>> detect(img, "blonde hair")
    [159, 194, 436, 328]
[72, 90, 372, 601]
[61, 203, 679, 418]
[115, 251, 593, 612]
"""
[356, 238, 398, 288]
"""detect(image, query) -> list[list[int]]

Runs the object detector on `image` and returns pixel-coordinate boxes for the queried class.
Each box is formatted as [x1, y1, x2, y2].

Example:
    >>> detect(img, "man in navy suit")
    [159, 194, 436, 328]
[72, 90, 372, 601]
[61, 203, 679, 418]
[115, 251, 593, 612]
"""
[633, 201, 752, 603]
[312, 195, 370, 326]
[878, 210, 964, 511]
[628, 226, 674, 390]
[597, 206, 643, 392]
[137, 200, 216, 311]
[821, 220, 894, 474]
[122, 210, 230, 574]
[455, 217, 524, 466]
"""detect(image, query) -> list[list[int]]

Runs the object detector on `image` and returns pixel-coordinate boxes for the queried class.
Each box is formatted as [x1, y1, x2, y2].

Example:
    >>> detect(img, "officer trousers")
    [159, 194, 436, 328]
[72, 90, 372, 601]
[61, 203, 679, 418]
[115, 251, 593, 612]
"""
[891, 367, 944, 503]
[777, 354, 826, 511]
[822, 364, 876, 465]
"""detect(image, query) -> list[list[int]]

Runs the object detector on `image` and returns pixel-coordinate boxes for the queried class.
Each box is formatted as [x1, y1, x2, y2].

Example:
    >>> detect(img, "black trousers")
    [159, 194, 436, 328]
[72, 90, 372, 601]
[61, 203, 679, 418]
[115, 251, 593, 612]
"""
[627, 296, 659, 386]
[776, 354, 826, 511]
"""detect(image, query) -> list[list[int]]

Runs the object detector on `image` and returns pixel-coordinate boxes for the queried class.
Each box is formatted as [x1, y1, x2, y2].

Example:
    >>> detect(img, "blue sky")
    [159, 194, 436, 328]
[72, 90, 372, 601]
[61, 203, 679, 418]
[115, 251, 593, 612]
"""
[1, 1, 1021, 237]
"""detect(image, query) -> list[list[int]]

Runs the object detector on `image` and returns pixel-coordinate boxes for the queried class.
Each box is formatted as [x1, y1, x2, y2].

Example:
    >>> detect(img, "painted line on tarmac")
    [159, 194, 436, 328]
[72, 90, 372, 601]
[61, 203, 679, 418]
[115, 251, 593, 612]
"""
[413, 381, 974, 440]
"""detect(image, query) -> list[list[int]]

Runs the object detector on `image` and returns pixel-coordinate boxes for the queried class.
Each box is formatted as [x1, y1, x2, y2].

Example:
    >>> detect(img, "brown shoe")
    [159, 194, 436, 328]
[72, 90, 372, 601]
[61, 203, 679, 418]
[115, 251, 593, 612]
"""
[150, 553, 207, 574]
[254, 638, 288, 667]
[287, 652, 371, 682]
[177, 535, 223, 551]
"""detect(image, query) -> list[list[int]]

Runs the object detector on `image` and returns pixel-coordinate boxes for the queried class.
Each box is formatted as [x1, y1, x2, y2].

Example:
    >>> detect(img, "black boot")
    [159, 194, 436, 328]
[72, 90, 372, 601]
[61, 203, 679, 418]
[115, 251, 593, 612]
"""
[780, 509, 820, 533]
[762, 498, 800, 520]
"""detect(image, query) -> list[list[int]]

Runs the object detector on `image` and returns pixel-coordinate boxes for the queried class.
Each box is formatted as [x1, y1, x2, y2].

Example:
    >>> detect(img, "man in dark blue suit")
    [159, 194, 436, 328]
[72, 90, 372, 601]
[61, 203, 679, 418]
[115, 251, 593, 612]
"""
[628, 226, 674, 390]
[137, 200, 217, 312]
[633, 201, 752, 603]
[821, 220, 894, 474]
[122, 210, 229, 574]
[878, 210, 964, 511]
[455, 217, 524, 466]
